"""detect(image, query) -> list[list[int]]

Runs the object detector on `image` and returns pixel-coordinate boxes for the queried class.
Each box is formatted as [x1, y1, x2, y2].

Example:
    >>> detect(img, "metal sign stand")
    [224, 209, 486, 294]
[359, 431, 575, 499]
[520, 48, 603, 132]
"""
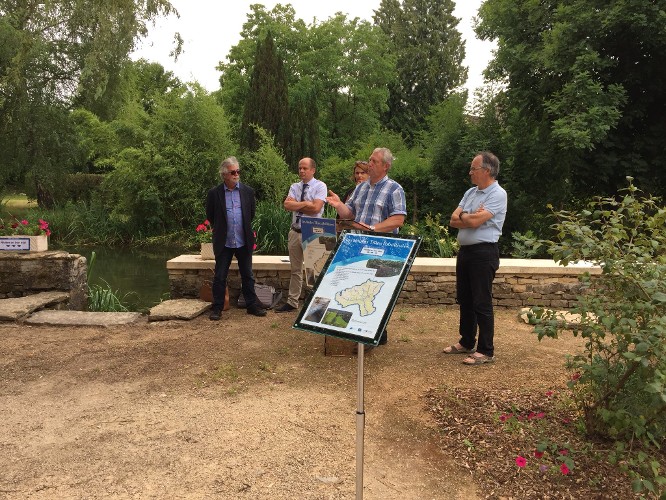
[355, 343, 365, 499]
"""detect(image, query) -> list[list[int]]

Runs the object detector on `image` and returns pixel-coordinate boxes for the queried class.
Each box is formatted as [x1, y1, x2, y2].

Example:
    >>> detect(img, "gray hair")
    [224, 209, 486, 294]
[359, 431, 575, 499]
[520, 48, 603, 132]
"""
[476, 151, 500, 178]
[219, 156, 239, 179]
[373, 147, 394, 169]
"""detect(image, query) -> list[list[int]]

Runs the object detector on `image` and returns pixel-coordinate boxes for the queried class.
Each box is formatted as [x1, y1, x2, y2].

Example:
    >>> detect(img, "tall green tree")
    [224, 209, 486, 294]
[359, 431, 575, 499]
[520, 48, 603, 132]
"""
[477, 0, 666, 220]
[374, 0, 467, 145]
[218, 4, 395, 162]
[0, 0, 176, 204]
[239, 31, 290, 155]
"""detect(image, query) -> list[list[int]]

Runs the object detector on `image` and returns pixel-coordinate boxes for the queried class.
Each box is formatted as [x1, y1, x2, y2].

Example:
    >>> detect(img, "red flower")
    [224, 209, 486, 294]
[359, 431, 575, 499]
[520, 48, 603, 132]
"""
[196, 224, 207, 232]
[560, 463, 570, 475]
[21, 219, 29, 225]
[545, 390, 554, 397]
[536, 412, 546, 419]
[534, 450, 544, 459]
[559, 449, 568, 456]
[515, 456, 527, 468]
[499, 413, 512, 422]
[571, 372, 581, 381]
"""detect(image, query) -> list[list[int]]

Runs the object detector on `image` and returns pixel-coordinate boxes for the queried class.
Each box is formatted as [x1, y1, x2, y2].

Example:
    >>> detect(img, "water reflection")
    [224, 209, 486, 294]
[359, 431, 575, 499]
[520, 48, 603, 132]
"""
[55, 245, 181, 312]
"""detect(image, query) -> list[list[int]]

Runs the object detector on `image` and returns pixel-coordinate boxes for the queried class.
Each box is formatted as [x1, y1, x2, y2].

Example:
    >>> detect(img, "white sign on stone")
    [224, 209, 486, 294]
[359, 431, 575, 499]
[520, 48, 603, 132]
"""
[0, 237, 31, 251]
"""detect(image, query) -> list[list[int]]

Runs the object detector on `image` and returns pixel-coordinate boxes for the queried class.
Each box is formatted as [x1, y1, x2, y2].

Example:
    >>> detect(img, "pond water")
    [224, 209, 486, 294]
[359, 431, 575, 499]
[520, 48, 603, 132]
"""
[55, 244, 182, 312]
[2, 197, 182, 311]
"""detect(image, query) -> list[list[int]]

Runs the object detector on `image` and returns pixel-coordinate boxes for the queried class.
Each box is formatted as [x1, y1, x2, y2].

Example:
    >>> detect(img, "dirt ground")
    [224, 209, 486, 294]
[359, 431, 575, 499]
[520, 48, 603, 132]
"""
[0, 305, 585, 499]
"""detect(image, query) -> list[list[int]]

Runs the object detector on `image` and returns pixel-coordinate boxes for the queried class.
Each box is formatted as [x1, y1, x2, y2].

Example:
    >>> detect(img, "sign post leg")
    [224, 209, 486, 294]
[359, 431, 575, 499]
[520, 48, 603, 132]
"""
[356, 343, 365, 499]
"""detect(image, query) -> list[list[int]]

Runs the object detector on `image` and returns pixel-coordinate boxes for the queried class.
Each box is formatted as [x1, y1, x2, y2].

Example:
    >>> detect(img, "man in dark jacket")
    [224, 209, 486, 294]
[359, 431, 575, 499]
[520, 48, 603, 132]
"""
[205, 156, 266, 319]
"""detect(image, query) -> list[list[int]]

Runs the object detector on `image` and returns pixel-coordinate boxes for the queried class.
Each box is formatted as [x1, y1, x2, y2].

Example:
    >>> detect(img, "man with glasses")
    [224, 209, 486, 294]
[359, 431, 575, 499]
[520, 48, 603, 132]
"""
[206, 156, 266, 320]
[276, 157, 327, 313]
[325, 147, 407, 347]
[444, 152, 507, 365]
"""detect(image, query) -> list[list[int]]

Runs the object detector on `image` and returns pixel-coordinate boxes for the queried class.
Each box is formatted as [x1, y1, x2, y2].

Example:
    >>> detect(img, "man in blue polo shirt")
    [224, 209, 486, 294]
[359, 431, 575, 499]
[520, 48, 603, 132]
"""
[444, 151, 507, 365]
[326, 147, 407, 346]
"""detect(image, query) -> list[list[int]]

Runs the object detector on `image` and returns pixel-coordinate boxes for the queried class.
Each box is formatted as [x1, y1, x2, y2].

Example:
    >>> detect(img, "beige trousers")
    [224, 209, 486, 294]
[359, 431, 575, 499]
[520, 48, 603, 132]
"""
[287, 229, 304, 307]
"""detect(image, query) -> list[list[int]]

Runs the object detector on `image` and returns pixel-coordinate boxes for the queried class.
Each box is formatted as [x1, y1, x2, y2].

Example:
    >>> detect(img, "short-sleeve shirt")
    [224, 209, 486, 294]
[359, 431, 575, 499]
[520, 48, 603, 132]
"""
[345, 176, 407, 234]
[456, 181, 507, 246]
[287, 177, 327, 228]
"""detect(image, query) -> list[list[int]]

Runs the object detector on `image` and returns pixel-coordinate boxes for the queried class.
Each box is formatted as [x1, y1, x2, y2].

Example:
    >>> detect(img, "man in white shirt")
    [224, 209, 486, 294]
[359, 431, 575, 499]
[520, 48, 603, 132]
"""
[276, 157, 327, 312]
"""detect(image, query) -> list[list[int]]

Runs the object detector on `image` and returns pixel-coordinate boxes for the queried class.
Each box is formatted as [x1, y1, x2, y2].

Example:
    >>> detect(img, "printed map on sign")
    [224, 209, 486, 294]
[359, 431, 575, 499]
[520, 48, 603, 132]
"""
[297, 232, 419, 344]
[335, 279, 384, 316]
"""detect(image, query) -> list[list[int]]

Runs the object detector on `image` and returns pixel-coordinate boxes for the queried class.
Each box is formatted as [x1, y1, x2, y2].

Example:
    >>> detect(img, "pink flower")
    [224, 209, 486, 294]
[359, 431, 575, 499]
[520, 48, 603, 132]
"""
[559, 449, 568, 456]
[536, 412, 546, 419]
[560, 463, 570, 475]
[561, 418, 571, 424]
[534, 450, 544, 459]
[21, 219, 29, 225]
[196, 224, 207, 232]
[204, 220, 210, 226]
[515, 456, 527, 468]
[527, 412, 537, 420]
[38, 219, 49, 230]
[571, 372, 581, 381]
[499, 413, 512, 422]
[545, 390, 554, 397]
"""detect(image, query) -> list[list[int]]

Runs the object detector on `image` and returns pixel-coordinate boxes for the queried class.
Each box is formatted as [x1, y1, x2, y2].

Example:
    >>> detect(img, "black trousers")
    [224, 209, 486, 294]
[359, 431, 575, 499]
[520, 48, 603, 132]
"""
[456, 242, 499, 357]
[212, 245, 258, 311]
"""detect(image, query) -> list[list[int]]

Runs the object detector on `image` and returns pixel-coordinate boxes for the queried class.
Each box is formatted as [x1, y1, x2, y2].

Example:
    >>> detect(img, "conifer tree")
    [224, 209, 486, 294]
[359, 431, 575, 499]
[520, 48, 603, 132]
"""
[374, 0, 466, 145]
[239, 31, 289, 154]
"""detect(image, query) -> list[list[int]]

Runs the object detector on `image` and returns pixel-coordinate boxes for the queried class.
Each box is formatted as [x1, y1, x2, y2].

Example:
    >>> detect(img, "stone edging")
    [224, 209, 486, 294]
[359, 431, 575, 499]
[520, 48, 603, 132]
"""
[167, 255, 601, 309]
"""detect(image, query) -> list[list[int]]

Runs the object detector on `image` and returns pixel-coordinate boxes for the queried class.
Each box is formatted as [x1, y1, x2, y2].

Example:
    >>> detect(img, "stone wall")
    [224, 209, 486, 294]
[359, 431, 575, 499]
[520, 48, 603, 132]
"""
[1, 251, 88, 309]
[167, 255, 601, 308]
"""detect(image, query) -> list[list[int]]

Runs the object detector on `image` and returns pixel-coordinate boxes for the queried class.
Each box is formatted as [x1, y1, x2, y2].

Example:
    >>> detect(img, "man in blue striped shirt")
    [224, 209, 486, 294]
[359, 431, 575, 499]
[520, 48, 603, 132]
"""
[326, 147, 407, 346]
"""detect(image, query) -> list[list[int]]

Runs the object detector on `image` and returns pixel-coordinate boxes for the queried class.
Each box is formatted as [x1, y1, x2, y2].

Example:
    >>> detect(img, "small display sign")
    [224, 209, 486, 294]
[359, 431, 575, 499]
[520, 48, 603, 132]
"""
[0, 237, 31, 251]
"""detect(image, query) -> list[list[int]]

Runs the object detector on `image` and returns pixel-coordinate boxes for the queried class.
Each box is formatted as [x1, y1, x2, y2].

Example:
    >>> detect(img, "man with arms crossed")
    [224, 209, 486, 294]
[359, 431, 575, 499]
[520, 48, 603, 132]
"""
[444, 151, 507, 365]
[326, 147, 407, 345]
[276, 157, 327, 313]
[206, 156, 266, 320]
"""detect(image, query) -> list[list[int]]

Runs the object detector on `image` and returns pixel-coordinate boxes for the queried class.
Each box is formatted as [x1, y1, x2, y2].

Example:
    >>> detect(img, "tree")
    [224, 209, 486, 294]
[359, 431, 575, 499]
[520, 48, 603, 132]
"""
[476, 0, 666, 220]
[239, 31, 290, 155]
[0, 0, 176, 205]
[218, 5, 395, 161]
[374, 0, 467, 145]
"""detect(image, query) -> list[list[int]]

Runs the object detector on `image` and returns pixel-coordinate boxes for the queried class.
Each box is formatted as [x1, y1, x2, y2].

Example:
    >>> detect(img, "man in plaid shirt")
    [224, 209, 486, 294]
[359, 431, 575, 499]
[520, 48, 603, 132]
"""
[326, 147, 407, 346]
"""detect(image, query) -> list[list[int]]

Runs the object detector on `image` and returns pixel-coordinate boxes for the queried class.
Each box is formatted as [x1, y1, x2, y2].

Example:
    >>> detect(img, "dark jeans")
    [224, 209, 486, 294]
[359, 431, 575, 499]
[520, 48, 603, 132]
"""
[212, 245, 258, 311]
[456, 243, 500, 357]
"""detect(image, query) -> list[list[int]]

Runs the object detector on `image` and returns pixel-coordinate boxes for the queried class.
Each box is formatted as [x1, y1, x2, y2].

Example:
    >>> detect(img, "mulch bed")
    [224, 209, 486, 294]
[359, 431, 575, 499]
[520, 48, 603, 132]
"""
[424, 386, 640, 499]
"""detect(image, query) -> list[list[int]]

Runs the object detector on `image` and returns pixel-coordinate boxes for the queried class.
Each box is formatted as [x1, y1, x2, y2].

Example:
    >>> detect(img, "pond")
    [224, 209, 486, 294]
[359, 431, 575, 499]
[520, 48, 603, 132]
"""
[54, 244, 182, 312]
[2, 195, 184, 311]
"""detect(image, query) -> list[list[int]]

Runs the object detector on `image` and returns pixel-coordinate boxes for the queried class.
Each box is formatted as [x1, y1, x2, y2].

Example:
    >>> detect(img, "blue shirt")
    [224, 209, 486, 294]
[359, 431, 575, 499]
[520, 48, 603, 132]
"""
[288, 178, 327, 229]
[345, 176, 407, 234]
[457, 181, 507, 246]
[224, 184, 245, 248]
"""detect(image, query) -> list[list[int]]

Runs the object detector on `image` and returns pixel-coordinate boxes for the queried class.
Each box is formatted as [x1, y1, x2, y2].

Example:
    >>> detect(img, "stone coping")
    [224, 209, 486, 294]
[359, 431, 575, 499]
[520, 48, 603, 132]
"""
[167, 254, 602, 276]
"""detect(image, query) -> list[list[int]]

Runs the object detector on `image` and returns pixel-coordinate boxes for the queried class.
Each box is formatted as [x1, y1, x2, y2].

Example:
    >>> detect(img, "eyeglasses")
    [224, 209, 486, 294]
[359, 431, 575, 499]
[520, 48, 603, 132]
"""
[469, 166, 484, 173]
[226, 169, 241, 175]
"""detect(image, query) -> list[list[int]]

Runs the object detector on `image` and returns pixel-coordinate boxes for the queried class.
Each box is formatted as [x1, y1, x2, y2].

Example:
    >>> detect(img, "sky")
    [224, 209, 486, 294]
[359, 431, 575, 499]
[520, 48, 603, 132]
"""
[132, 0, 495, 98]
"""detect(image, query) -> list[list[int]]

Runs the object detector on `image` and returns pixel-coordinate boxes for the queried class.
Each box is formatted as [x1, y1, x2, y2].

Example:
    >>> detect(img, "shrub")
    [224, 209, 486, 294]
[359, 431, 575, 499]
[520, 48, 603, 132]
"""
[402, 213, 458, 257]
[529, 179, 666, 495]
[253, 201, 291, 255]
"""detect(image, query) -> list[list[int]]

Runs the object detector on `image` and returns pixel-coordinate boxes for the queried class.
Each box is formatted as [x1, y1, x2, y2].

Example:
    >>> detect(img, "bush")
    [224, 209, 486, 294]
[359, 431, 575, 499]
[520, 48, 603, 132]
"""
[402, 213, 458, 257]
[529, 179, 666, 495]
[254, 201, 291, 255]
